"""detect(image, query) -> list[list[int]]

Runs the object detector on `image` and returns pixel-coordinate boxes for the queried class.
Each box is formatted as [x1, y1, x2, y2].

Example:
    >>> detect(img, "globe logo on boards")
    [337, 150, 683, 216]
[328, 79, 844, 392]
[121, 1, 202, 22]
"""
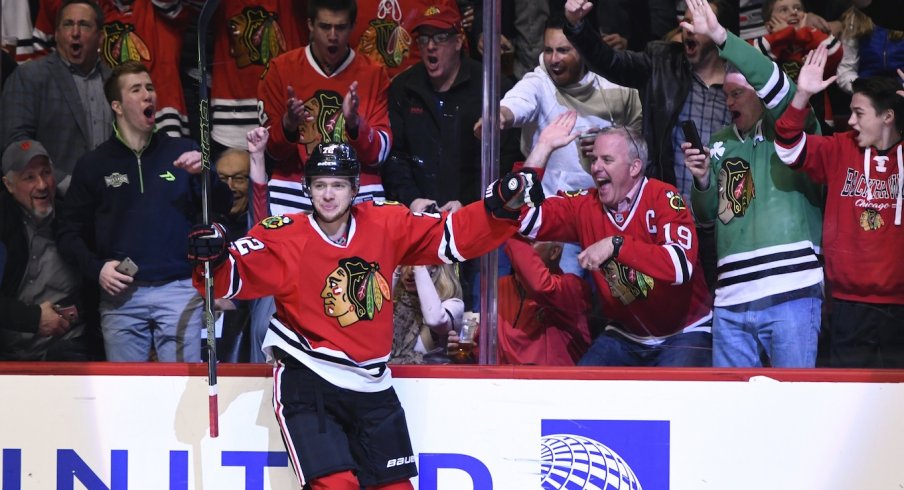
[541, 419, 669, 490]
[540, 434, 642, 490]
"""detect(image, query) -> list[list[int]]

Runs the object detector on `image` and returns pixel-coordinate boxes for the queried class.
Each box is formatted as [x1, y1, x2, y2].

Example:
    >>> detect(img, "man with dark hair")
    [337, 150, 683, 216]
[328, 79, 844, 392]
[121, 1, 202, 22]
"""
[258, 0, 391, 216]
[775, 49, 904, 368]
[56, 61, 232, 362]
[187, 142, 543, 489]
[1, 0, 111, 196]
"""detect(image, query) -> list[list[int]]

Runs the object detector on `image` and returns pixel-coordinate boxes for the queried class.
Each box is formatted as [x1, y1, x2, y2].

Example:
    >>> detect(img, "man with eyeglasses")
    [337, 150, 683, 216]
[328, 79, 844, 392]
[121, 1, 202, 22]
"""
[518, 111, 714, 367]
[680, 0, 824, 368]
[258, 0, 392, 216]
[384, 0, 520, 309]
[1, 0, 112, 197]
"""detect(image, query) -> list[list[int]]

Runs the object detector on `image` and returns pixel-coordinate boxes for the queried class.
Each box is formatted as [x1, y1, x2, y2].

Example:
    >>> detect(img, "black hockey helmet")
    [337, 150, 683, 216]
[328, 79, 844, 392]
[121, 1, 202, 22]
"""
[304, 143, 361, 191]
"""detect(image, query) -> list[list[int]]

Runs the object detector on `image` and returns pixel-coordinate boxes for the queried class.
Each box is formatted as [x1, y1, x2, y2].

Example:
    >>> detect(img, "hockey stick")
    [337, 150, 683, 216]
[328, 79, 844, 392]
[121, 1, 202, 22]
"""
[198, 0, 222, 439]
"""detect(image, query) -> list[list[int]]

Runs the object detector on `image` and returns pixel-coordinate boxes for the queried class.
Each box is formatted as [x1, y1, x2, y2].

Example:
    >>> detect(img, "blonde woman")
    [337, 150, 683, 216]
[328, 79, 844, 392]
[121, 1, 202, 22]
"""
[390, 264, 463, 364]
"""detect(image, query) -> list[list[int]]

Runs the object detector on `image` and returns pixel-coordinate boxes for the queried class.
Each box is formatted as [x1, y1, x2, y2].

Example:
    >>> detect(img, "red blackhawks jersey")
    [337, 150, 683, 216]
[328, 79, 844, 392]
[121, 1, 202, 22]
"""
[775, 103, 904, 305]
[211, 0, 307, 149]
[520, 178, 713, 339]
[197, 201, 517, 391]
[350, 0, 463, 79]
[258, 46, 391, 214]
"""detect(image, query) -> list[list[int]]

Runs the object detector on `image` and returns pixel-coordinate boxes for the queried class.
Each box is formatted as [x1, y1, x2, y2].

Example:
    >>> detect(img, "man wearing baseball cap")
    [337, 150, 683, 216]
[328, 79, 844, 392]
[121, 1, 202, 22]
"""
[0, 139, 103, 360]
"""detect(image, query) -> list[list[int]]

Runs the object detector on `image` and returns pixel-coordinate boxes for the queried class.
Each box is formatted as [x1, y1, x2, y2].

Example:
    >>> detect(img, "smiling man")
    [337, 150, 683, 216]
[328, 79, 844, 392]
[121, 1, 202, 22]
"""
[187, 142, 544, 489]
[56, 61, 232, 363]
[1, 0, 112, 196]
[0, 140, 104, 361]
[519, 111, 714, 368]
[482, 13, 641, 276]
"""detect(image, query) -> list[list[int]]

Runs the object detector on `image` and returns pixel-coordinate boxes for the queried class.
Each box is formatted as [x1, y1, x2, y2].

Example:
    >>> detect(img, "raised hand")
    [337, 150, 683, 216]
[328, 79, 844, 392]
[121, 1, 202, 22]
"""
[342, 81, 360, 132]
[564, 0, 593, 27]
[796, 44, 838, 98]
[538, 110, 579, 150]
[283, 85, 309, 131]
[680, 0, 727, 45]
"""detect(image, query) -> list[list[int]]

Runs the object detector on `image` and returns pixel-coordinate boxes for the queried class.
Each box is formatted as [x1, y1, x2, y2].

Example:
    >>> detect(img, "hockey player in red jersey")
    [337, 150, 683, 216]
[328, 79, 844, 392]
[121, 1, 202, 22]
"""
[518, 111, 714, 367]
[188, 143, 542, 489]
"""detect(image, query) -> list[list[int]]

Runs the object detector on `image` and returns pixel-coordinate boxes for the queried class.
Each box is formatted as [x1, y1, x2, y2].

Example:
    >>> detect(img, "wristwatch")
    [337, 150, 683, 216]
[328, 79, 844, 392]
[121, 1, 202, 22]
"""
[611, 235, 624, 259]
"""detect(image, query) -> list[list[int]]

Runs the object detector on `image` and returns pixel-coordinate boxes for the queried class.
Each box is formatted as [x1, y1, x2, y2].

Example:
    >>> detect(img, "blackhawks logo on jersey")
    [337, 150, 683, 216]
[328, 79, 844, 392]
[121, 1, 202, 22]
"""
[102, 21, 150, 66]
[358, 18, 411, 69]
[322, 257, 392, 327]
[228, 7, 287, 78]
[717, 158, 756, 224]
[564, 189, 589, 198]
[859, 209, 884, 231]
[260, 215, 293, 229]
[602, 259, 654, 305]
[297, 89, 346, 156]
[667, 190, 686, 211]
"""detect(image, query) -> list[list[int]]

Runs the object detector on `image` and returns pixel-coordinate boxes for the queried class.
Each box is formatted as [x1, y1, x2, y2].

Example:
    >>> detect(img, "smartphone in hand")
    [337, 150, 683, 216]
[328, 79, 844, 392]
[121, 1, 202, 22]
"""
[680, 120, 705, 153]
[54, 304, 79, 323]
[115, 257, 139, 277]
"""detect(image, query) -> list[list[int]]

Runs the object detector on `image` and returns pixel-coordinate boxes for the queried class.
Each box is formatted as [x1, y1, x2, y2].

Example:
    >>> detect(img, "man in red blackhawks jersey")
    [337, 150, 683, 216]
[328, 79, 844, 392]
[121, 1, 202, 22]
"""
[518, 111, 714, 367]
[257, 0, 392, 216]
[188, 142, 543, 489]
[774, 45, 904, 368]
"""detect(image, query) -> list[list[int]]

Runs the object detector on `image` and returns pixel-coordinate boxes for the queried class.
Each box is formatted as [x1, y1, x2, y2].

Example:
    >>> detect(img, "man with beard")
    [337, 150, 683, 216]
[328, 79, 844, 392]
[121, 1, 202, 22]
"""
[0, 140, 103, 361]
[258, 0, 392, 216]
[56, 61, 232, 362]
[187, 142, 543, 489]
[563, 0, 737, 287]
[1, 0, 112, 196]
[518, 111, 713, 367]
[480, 12, 642, 275]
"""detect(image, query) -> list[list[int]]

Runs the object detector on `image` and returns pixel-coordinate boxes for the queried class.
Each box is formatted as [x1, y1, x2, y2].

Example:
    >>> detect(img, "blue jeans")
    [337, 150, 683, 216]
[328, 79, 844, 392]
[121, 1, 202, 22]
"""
[713, 285, 822, 368]
[100, 279, 203, 362]
[578, 330, 713, 367]
[248, 296, 276, 363]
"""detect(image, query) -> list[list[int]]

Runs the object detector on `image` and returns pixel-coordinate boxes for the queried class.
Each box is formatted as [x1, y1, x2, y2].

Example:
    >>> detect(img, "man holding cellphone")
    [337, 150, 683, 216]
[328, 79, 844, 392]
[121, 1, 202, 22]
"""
[57, 61, 232, 362]
[0, 140, 103, 361]
[680, 0, 824, 368]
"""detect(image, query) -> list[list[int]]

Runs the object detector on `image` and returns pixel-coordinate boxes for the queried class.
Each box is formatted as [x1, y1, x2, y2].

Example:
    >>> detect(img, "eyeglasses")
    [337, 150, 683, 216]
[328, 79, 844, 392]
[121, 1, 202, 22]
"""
[218, 174, 249, 185]
[415, 31, 456, 47]
[603, 125, 643, 164]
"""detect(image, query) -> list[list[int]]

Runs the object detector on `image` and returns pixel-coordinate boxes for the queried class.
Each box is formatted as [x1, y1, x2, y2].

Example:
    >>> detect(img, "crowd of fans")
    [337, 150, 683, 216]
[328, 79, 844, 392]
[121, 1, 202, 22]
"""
[0, 0, 902, 368]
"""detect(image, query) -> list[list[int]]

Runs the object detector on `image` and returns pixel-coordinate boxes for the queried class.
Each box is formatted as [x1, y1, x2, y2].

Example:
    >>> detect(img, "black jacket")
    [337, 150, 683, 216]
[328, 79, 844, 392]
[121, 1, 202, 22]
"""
[56, 132, 232, 282]
[0, 191, 41, 334]
[384, 57, 520, 207]
[565, 20, 693, 187]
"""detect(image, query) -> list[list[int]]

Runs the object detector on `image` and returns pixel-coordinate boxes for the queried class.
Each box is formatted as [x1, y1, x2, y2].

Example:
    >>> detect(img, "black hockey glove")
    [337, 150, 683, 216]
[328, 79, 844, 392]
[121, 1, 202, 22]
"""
[484, 169, 545, 220]
[187, 223, 229, 267]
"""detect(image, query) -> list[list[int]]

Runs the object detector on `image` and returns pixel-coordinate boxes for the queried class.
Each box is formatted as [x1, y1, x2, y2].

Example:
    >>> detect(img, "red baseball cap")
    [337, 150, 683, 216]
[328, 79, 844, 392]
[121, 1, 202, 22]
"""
[410, 1, 462, 31]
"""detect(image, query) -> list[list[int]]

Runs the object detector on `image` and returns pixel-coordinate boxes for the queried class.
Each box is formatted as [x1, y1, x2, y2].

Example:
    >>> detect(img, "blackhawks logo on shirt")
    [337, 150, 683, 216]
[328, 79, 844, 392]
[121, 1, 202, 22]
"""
[228, 7, 287, 78]
[321, 257, 391, 327]
[297, 89, 346, 156]
[718, 158, 756, 224]
[358, 18, 411, 69]
[859, 209, 884, 231]
[602, 259, 654, 305]
[102, 21, 150, 65]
